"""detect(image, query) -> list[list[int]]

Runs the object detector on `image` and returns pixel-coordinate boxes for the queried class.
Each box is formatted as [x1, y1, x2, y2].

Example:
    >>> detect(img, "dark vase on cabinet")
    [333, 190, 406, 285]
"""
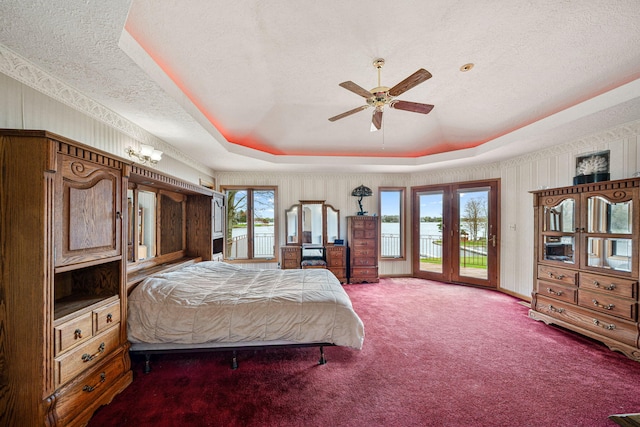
[347, 216, 379, 283]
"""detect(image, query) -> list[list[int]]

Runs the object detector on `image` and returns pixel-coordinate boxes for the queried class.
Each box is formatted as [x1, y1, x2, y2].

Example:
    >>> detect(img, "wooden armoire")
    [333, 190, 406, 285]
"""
[0, 130, 133, 426]
[529, 178, 640, 362]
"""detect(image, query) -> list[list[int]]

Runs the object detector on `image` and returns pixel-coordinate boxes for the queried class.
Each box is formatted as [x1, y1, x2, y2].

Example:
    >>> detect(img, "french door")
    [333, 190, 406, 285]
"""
[412, 180, 500, 288]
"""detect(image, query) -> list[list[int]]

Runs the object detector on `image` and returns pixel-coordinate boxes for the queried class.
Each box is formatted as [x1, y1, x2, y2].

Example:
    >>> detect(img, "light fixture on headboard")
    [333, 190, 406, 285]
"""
[126, 144, 163, 165]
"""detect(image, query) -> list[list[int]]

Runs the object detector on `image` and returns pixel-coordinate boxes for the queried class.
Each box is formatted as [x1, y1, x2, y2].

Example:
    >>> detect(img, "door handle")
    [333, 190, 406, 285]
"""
[489, 235, 497, 247]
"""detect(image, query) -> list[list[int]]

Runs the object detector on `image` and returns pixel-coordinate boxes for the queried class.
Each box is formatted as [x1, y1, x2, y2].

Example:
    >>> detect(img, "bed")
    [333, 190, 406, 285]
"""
[128, 261, 364, 371]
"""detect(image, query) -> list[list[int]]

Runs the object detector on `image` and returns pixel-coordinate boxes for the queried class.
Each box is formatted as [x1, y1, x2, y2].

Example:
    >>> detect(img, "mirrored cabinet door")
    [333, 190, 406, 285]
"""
[583, 191, 634, 273]
[540, 195, 578, 264]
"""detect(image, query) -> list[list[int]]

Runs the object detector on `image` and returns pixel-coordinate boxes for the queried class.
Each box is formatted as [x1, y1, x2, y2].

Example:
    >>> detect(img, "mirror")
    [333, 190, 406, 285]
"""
[127, 187, 157, 262]
[137, 190, 156, 260]
[286, 205, 299, 244]
[326, 205, 339, 244]
[302, 202, 323, 245]
[544, 198, 574, 233]
[587, 196, 632, 234]
[285, 200, 340, 246]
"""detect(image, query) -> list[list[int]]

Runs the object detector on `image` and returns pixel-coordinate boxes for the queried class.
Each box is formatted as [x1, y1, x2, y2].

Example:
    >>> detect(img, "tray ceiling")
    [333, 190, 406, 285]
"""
[1, 1, 639, 172]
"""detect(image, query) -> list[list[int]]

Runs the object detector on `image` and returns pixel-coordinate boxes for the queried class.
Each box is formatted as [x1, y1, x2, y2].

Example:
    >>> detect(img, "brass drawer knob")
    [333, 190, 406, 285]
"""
[546, 287, 563, 296]
[82, 372, 106, 393]
[106, 313, 113, 323]
[548, 304, 565, 313]
[593, 319, 616, 330]
[593, 280, 616, 291]
[82, 342, 106, 362]
[592, 299, 614, 310]
[74, 329, 82, 339]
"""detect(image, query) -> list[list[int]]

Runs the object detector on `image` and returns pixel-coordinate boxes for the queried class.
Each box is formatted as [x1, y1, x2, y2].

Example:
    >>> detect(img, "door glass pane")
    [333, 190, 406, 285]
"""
[587, 196, 632, 234]
[544, 199, 575, 232]
[253, 190, 275, 258]
[458, 189, 488, 279]
[226, 189, 248, 259]
[587, 237, 632, 272]
[418, 192, 443, 273]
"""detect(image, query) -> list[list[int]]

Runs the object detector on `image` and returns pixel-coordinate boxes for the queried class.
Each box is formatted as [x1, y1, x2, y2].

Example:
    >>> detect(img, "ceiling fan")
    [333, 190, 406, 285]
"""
[328, 58, 434, 131]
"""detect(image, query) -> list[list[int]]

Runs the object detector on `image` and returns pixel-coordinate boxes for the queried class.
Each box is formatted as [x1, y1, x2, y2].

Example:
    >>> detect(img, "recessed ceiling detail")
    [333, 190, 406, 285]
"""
[1, 0, 639, 172]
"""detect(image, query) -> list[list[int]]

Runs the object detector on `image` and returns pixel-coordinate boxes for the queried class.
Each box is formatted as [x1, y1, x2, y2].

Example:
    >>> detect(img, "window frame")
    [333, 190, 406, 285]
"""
[378, 186, 406, 260]
[221, 185, 278, 262]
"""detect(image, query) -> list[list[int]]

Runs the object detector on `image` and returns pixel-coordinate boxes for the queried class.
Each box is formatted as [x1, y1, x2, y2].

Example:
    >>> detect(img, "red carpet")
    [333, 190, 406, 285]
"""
[88, 278, 640, 426]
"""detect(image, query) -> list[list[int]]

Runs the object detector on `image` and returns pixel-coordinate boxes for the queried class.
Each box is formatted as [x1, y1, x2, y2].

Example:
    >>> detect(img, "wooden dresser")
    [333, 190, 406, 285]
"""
[326, 246, 347, 283]
[0, 130, 132, 426]
[529, 178, 640, 362]
[281, 246, 302, 269]
[347, 216, 379, 283]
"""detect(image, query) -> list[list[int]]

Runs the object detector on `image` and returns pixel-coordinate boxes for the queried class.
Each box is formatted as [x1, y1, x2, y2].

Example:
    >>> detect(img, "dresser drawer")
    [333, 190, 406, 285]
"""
[537, 265, 577, 286]
[577, 289, 636, 321]
[579, 273, 637, 299]
[351, 267, 378, 278]
[352, 229, 376, 239]
[535, 295, 638, 347]
[353, 257, 376, 266]
[283, 259, 299, 269]
[328, 257, 345, 267]
[352, 239, 375, 249]
[536, 280, 577, 304]
[94, 300, 120, 334]
[353, 247, 375, 258]
[54, 325, 120, 387]
[54, 349, 127, 426]
[55, 312, 93, 356]
[283, 250, 299, 259]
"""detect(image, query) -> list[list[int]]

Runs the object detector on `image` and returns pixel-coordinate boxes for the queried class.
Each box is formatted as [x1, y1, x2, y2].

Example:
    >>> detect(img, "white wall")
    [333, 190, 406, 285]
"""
[2, 57, 639, 300]
[217, 122, 640, 299]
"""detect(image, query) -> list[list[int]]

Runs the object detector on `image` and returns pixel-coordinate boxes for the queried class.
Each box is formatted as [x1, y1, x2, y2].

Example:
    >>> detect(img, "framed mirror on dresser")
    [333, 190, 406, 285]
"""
[281, 200, 347, 283]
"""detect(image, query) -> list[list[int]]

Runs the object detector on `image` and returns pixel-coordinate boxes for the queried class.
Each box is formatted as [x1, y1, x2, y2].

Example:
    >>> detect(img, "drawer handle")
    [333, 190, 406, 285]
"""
[548, 272, 565, 280]
[82, 342, 106, 362]
[593, 280, 616, 291]
[593, 319, 616, 330]
[546, 287, 563, 296]
[106, 313, 113, 323]
[592, 299, 614, 310]
[74, 329, 82, 339]
[82, 373, 106, 393]
[548, 304, 564, 313]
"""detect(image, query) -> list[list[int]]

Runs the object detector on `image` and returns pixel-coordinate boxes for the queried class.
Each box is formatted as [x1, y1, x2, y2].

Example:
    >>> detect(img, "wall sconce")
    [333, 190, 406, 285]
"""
[126, 144, 163, 165]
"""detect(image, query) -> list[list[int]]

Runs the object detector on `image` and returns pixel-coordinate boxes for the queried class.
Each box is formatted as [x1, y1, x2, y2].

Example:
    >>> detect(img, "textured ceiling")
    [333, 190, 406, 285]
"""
[1, 1, 640, 172]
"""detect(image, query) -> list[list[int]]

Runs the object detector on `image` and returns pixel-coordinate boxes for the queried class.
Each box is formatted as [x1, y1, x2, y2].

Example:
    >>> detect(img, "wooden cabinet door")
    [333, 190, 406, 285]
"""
[55, 155, 122, 266]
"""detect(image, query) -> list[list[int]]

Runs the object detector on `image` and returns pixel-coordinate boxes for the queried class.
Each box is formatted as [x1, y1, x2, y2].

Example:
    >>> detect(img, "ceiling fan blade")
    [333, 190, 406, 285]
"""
[339, 81, 373, 99]
[328, 105, 369, 122]
[371, 109, 383, 131]
[388, 69, 432, 97]
[390, 100, 434, 114]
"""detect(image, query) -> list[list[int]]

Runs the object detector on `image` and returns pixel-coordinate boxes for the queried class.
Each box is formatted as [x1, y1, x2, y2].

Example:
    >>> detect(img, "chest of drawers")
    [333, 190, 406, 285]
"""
[347, 216, 379, 283]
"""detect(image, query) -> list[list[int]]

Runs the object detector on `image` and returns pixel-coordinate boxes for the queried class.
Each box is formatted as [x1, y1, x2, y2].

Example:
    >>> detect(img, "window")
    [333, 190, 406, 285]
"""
[223, 186, 277, 260]
[379, 187, 406, 259]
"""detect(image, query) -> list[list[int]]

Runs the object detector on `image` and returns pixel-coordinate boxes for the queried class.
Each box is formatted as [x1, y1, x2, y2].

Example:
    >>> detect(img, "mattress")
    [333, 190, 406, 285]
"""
[128, 261, 364, 349]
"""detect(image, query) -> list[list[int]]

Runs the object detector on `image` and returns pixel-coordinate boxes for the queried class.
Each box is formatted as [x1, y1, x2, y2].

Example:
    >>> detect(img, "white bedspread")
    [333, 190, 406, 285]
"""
[128, 262, 364, 349]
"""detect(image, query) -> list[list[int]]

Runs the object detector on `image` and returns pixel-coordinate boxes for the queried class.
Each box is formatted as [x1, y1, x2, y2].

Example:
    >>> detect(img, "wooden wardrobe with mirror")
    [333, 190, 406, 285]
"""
[0, 129, 225, 426]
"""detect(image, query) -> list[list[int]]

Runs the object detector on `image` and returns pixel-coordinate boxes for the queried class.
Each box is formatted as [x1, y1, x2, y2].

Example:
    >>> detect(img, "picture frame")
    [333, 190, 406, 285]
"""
[573, 150, 610, 185]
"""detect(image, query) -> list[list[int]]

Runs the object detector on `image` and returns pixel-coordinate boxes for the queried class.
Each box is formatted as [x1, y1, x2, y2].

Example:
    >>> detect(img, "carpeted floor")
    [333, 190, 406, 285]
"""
[88, 278, 640, 426]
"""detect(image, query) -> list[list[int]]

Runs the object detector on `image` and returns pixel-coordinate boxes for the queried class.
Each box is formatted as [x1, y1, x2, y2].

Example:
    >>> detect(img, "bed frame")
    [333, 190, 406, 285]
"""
[130, 342, 335, 373]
